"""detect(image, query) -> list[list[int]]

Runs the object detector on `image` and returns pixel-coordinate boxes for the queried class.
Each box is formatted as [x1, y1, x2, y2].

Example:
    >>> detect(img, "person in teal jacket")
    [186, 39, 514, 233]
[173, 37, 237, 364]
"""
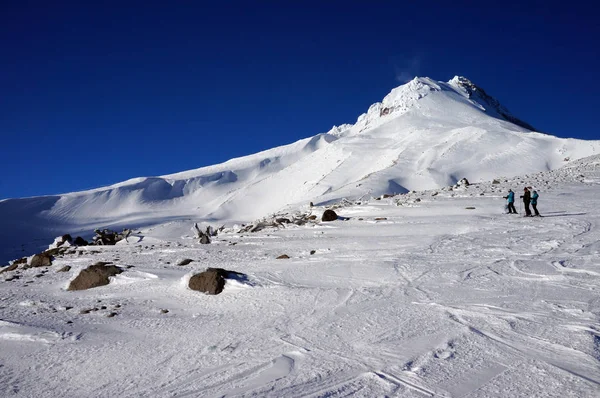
[503, 189, 517, 214]
[531, 190, 540, 216]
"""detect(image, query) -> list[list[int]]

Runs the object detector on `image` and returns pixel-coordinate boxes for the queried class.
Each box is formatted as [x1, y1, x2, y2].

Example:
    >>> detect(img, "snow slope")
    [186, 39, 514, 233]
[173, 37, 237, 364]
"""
[2, 76, 600, 264]
[1, 156, 599, 397]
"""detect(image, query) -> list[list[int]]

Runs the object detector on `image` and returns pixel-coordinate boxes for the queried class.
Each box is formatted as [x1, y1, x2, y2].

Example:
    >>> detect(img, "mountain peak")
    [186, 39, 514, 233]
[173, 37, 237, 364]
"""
[448, 75, 536, 131]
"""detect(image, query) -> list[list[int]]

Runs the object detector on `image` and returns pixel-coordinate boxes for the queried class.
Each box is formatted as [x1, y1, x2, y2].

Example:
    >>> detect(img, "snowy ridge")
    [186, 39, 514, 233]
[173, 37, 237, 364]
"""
[448, 76, 537, 131]
[1, 76, 600, 262]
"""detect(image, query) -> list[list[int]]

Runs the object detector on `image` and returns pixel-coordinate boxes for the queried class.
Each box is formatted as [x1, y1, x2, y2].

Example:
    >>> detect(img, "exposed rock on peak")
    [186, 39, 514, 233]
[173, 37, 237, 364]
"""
[448, 76, 536, 131]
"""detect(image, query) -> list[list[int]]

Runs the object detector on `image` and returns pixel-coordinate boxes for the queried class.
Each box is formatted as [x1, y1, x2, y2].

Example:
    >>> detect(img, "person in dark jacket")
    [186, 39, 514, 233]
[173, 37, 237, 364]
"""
[520, 187, 532, 216]
[531, 190, 540, 216]
[503, 189, 517, 214]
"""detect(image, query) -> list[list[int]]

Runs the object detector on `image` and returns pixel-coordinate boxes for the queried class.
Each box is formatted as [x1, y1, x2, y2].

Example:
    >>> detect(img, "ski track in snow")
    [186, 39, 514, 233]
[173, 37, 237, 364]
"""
[1, 165, 600, 397]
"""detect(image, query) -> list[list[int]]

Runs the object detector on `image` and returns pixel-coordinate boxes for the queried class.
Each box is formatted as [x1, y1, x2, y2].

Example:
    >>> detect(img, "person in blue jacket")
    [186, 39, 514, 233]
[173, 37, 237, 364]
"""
[503, 189, 517, 214]
[531, 190, 541, 216]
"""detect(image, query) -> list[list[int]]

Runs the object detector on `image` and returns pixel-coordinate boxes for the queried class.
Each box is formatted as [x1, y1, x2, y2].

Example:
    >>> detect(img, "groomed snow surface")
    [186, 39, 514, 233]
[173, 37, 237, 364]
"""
[1, 160, 599, 397]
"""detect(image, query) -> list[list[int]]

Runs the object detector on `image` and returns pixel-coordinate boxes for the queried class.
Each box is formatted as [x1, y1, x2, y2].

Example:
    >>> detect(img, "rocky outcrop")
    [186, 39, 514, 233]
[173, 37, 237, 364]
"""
[92, 229, 131, 245]
[73, 236, 88, 246]
[193, 223, 218, 244]
[450, 76, 536, 131]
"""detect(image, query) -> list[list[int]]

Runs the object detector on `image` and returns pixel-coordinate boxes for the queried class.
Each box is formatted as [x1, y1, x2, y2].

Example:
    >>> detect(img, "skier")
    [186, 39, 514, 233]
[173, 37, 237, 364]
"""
[531, 190, 541, 216]
[503, 189, 517, 214]
[520, 187, 532, 217]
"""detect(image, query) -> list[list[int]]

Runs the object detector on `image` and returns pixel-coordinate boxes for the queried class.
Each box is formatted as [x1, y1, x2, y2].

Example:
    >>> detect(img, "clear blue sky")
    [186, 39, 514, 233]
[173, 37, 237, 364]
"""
[1, 1, 598, 199]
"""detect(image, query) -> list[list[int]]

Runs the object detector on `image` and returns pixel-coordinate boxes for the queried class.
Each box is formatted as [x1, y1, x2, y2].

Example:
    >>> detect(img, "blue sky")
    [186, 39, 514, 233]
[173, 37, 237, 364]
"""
[1, 1, 598, 199]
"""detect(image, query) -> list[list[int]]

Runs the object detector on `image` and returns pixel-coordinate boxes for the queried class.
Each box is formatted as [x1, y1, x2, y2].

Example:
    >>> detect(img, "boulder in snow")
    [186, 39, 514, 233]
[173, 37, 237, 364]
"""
[67, 263, 123, 291]
[27, 253, 52, 268]
[188, 268, 246, 295]
[322, 209, 338, 222]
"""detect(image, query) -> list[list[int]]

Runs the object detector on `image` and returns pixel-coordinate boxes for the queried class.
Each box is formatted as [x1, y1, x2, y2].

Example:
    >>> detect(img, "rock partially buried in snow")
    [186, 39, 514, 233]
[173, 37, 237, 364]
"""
[0, 264, 18, 274]
[177, 259, 194, 266]
[276, 254, 290, 259]
[73, 236, 88, 246]
[322, 209, 338, 222]
[67, 263, 123, 291]
[188, 268, 246, 295]
[28, 253, 52, 268]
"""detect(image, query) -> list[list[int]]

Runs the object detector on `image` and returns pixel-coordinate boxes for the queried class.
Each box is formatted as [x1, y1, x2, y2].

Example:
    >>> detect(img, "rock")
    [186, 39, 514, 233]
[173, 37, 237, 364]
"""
[67, 263, 123, 291]
[28, 253, 52, 268]
[0, 264, 18, 274]
[73, 236, 88, 246]
[160, 309, 169, 314]
[193, 223, 214, 244]
[60, 234, 73, 245]
[276, 218, 291, 224]
[492, 179, 501, 184]
[177, 259, 194, 266]
[308, 215, 317, 220]
[276, 254, 290, 259]
[374, 217, 387, 221]
[322, 209, 338, 222]
[431, 192, 439, 196]
[91, 228, 131, 245]
[382, 194, 394, 198]
[310, 250, 316, 255]
[106, 312, 118, 318]
[465, 207, 476, 210]
[188, 268, 243, 295]
[57, 266, 71, 273]
[414, 198, 421, 202]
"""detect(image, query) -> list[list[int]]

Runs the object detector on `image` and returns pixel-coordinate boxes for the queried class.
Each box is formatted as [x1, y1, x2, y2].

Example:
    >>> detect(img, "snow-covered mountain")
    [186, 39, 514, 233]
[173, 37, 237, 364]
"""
[2, 76, 600, 263]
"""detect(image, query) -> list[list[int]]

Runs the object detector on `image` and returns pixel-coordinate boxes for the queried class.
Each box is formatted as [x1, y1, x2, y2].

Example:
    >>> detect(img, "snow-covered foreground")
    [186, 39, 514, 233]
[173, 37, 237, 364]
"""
[1, 162, 600, 397]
